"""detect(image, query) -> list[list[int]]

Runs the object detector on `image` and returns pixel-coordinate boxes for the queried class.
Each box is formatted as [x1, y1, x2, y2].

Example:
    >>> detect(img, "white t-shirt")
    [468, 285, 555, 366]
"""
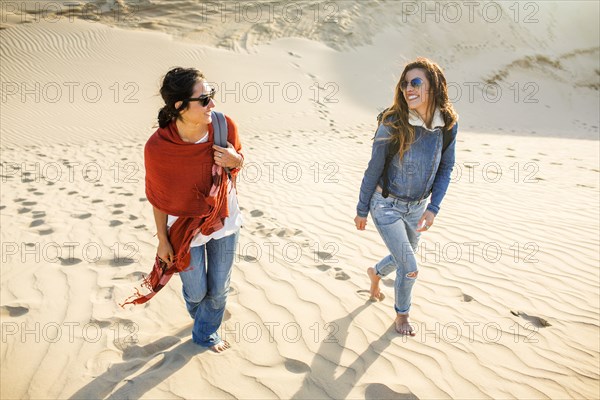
[166, 133, 243, 247]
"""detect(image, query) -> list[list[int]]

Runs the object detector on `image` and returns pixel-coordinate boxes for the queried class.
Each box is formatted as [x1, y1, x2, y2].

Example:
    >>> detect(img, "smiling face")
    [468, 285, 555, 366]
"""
[178, 80, 215, 126]
[402, 68, 431, 119]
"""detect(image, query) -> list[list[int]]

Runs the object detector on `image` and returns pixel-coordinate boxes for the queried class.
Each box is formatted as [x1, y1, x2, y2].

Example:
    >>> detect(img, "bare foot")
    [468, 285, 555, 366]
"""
[395, 314, 416, 336]
[367, 267, 385, 301]
[210, 340, 231, 353]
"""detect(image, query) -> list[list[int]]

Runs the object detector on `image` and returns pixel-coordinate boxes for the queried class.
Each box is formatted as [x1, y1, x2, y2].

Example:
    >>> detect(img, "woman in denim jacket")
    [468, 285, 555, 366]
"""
[355, 58, 459, 336]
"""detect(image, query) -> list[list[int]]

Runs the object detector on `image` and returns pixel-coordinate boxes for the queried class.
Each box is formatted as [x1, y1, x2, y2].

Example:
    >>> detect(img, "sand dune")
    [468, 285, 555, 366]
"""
[1, 1, 599, 399]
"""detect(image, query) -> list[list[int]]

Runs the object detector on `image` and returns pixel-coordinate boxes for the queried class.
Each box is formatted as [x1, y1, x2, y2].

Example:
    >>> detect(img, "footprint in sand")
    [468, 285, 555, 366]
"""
[333, 268, 350, 281]
[315, 251, 334, 261]
[0, 305, 29, 317]
[88, 318, 142, 351]
[92, 199, 103, 203]
[67, 191, 77, 195]
[316, 264, 331, 272]
[73, 213, 92, 219]
[462, 294, 474, 302]
[109, 257, 136, 267]
[112, 210, 124, 215]
[29, 219, 44, 227]
[250, 209, 264, 217]
[94, 287, 114, 302]
[18, 207, 31, 214]
[113, 271, 146, 282]
[240, 254, 257, 262]
[134, 224, 146, 229]
[510, 310, 551, 327]
[38, 228, 54, 235]
[22, 201, 37, 206]
[128, 215, 138, 220]
[59, 256, 82, 266]
[110, 220, 123, 227]
[284, 358, 311, 374]
[0, 205, 5, 210]
[356, 289, 385, 302]
[276, 228, 301, 237]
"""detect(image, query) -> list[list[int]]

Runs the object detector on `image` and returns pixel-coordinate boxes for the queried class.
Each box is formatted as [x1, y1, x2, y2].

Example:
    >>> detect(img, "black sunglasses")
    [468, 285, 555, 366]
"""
[187, 88, 216, 107]
[400, 77, 424, 91]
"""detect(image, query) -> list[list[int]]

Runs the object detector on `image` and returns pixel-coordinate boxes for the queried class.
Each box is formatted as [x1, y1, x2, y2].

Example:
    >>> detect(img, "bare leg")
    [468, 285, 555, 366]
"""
[367, 267, 385, 301]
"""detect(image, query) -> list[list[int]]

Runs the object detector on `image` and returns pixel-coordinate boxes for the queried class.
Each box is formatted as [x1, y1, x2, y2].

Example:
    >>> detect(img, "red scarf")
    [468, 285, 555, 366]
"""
[121, 118, 236, 306]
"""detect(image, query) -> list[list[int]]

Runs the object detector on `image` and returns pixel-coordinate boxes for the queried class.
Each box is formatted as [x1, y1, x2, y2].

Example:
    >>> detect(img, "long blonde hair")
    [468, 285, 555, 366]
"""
[381, 58, 458, 161]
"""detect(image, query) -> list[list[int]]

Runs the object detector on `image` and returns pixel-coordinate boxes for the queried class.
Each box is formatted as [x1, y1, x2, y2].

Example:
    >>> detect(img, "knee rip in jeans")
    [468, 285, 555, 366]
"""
[406, 271, 418, 279]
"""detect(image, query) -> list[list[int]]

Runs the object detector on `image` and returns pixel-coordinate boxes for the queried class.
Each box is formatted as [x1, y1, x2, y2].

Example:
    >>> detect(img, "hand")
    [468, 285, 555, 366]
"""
[416, 210, 435, 232]
[157, 238, 174, 265]
[212, 142, 242, 169]
[354, 215, 367, 231]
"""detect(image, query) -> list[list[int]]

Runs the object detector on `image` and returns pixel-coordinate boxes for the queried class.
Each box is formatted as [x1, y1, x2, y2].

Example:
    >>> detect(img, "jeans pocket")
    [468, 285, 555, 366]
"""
[370, 196, 399, 226]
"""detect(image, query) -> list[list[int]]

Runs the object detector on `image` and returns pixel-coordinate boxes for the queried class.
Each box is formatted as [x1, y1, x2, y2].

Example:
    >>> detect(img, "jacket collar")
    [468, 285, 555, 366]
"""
[408, 108, 445, 130]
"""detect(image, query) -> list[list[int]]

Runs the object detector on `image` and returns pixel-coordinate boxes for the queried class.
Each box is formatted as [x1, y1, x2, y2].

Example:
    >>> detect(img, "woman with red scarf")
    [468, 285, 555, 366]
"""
[126, 67, 243, 353]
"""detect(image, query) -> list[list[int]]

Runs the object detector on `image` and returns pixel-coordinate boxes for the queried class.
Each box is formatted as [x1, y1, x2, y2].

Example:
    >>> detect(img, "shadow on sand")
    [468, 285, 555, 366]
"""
[69, 325, 207, 400]
[291, 303, 419, 400]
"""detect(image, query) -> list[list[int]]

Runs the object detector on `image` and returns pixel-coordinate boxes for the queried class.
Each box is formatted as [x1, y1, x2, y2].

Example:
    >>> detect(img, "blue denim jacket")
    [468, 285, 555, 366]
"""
[357, 116, 458, 218]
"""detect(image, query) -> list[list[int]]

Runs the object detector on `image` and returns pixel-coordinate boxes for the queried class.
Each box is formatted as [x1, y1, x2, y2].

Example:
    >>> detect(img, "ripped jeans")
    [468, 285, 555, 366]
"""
[369, 191, 427, 314]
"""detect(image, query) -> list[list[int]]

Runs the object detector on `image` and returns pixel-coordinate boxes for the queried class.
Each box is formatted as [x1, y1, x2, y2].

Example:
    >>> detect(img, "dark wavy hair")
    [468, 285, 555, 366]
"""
[381, 57, 458, 161]
[157, 67, 205, 128]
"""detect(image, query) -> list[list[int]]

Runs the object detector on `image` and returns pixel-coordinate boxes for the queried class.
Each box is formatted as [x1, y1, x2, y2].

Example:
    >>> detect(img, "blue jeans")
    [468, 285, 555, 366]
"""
[179, 231, 239, 347]
[369, 191, 427, 314]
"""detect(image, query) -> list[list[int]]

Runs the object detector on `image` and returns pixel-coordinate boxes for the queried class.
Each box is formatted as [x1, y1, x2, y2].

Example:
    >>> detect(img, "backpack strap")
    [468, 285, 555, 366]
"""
[211, 111, 227, 147]
[375, 108, 395, 198]
[441, 122, 457, 154]
[211, 111, 231, 180]
[441, 128, 452, 154]
[381, 139, 398, 198]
